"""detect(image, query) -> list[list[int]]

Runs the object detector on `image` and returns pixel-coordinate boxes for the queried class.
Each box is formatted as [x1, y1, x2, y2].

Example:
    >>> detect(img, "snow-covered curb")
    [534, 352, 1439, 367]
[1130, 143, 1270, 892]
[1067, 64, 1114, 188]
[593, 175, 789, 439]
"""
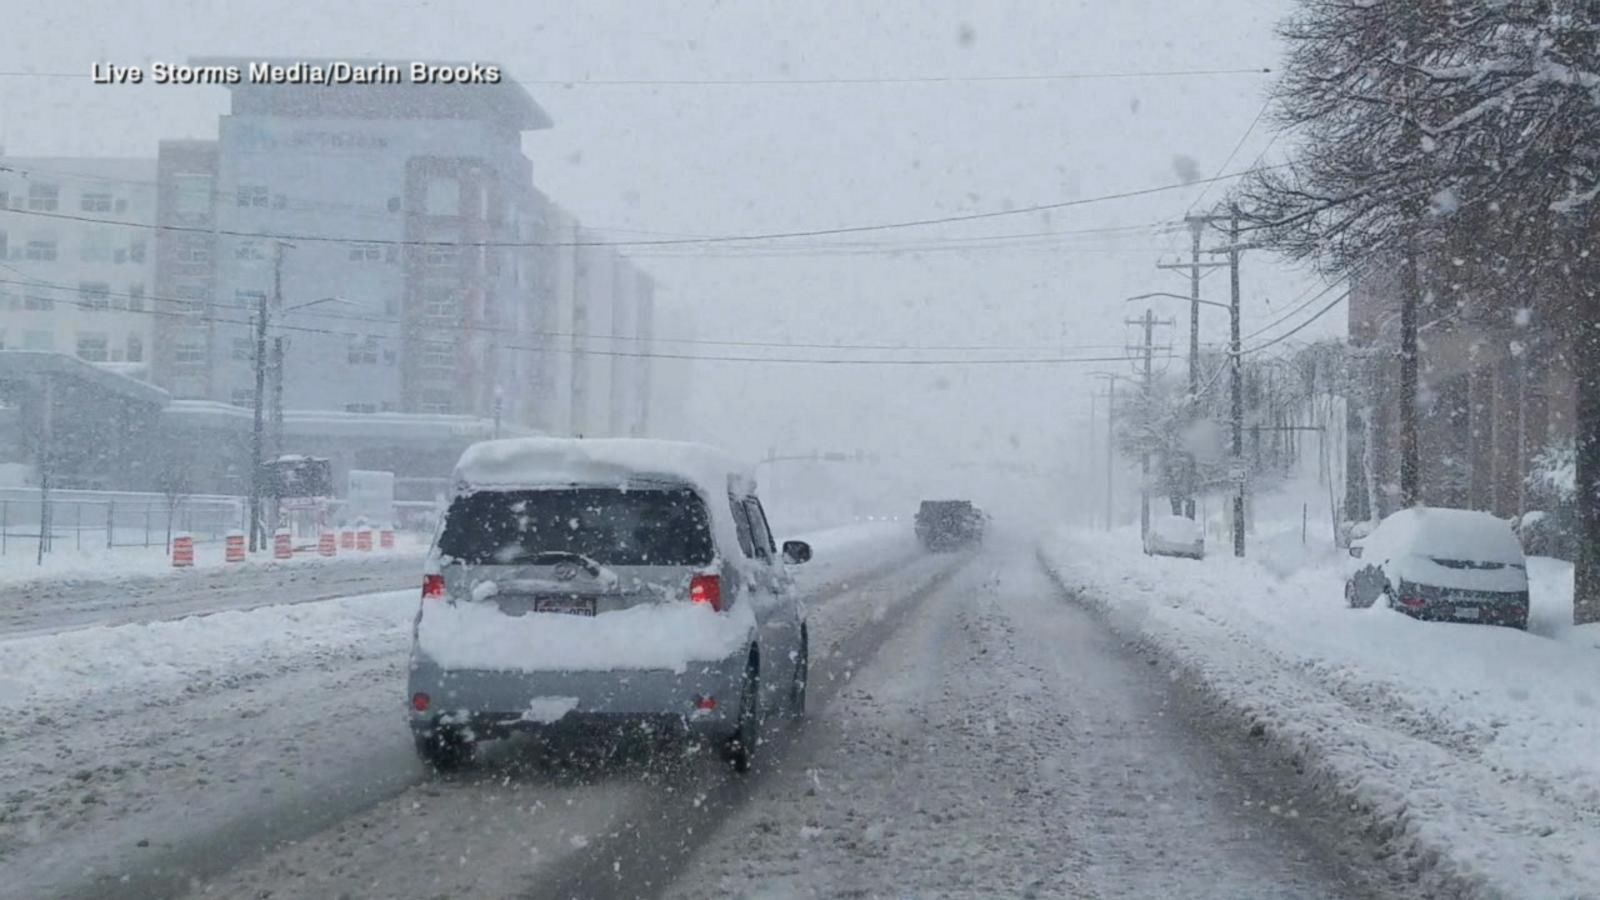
[0, 535, 430, 587]
[1039, 527, 1600, 900]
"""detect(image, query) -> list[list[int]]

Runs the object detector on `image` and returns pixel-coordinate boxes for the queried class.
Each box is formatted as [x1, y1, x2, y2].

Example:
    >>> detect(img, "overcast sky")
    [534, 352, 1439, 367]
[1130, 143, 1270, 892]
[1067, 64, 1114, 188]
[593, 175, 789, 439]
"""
[0, 0, 1339, 516]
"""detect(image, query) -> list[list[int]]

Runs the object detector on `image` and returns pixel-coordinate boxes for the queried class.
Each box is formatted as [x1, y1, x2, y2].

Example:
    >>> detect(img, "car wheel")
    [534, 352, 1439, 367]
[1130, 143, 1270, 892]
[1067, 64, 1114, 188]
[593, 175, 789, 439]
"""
[414, 724, 473, 772]
[789, 630, 808, 721]
[724, 661, 760, 773]
[1344, 580, 1359, 608]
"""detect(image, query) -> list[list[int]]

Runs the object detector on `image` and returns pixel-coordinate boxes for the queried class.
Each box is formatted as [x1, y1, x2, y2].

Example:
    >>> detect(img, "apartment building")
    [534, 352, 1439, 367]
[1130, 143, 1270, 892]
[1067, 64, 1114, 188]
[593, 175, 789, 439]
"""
[0, 157, 156, 367]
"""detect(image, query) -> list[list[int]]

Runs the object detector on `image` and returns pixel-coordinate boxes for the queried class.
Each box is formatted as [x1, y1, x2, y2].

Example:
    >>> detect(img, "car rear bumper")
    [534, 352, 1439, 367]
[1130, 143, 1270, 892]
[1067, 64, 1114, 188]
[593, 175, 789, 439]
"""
[406, 651, 747, 737]
[1402, 597, 1528, 625]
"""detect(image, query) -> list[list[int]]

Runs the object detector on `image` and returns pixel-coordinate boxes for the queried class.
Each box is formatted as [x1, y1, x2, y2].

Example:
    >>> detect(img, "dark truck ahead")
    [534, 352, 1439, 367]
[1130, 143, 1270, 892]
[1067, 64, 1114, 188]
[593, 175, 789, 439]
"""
[915, 500, 985, 552]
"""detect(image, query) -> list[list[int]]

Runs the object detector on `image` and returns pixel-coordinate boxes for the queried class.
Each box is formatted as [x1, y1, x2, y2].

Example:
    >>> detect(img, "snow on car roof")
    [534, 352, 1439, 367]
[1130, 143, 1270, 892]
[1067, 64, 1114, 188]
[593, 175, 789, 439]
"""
[1369, 506, 1524, 563]
[1150, 514, 1203, 541]
[449, 438, 759, 565]
[452, 438, 756, 494]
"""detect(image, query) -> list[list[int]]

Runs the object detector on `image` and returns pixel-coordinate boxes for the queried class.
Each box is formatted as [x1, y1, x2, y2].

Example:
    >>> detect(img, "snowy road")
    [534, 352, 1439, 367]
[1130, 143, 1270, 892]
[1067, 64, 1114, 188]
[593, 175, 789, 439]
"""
[2, 535, 1402, 899]
[0, 554, 423, 637]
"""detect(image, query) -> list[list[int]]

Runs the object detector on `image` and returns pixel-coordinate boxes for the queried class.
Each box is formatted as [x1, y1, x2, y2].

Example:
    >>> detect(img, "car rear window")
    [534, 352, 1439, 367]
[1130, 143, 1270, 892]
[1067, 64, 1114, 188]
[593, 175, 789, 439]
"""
[436, 487, 715, 566]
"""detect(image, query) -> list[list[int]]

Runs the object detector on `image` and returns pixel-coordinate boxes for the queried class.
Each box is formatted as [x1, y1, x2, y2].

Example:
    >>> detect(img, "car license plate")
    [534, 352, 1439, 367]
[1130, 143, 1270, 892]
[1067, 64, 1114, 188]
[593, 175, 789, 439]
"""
[1453, 606, 1480, 621]
[534, 597, 596, 617]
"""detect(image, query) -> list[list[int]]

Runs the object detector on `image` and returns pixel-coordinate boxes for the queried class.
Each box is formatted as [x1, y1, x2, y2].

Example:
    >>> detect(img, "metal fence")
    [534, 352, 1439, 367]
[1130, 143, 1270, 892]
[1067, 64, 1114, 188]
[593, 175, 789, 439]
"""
[0, 489, 442, 558]
[0, 490, 247, 557]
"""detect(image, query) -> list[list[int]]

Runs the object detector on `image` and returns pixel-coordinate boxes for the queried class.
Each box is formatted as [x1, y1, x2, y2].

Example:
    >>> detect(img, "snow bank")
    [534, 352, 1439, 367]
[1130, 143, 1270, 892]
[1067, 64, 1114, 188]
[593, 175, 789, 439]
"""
[0, 533, 428, 587]
[1041, 524, 1600, 899]
[415, 597, 756, 674]
[0, 589, 416, 722]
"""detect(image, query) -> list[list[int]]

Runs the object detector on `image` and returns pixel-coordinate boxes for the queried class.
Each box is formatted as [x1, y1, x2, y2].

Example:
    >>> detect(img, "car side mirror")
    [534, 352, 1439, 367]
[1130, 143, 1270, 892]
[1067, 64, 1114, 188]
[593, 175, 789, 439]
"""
[782, 540, 812, 565]
[1348, 545, 1364, 559]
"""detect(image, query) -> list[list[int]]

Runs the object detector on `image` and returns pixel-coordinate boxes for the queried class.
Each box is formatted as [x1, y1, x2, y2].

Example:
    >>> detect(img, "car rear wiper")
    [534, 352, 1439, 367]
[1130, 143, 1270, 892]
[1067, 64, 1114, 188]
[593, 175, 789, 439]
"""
[503, 550, 607, 577]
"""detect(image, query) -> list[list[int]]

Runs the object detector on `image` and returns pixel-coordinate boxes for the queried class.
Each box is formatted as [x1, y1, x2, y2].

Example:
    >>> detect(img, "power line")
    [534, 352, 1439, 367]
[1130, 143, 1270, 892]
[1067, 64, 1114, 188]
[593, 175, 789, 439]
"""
[1241, 280, 1341, 342]
[1186, 92, 1276, 215]
[0, 67, 1272, 85]
[0, 274, 1162, 362]
[0, 163, 1292, 249]
[1238, 290, 1349, 356]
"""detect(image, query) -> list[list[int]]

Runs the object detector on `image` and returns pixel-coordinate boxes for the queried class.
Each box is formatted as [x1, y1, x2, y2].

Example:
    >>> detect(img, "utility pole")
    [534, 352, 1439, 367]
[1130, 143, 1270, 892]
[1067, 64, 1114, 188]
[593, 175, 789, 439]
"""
[248, 244, 281, 553]
[1159, 217, 1228, 520]
[1123, 309, 1174, 539]
[1091, 374, 1121, 532]
[1087, 390, 1097, 530]
[1227, 209, 1246, 557]
[269, 336, 285, 535]
[1106, 379, 1116, 533]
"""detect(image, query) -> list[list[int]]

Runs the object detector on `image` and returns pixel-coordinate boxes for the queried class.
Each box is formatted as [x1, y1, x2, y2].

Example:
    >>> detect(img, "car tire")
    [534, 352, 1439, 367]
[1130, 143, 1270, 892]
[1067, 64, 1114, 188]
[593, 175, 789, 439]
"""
[414, 724, 473, 772]
[725, 660, 760, 773]
[789, 630, 808, 721]
[1344, 580, 1360, 608]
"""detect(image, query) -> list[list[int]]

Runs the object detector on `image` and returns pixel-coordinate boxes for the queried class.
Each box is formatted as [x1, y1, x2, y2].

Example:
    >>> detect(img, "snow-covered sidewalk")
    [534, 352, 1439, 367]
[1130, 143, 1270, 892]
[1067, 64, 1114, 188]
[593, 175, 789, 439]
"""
[0, 531, 430, 587]
[1041, 524, 1600, 899]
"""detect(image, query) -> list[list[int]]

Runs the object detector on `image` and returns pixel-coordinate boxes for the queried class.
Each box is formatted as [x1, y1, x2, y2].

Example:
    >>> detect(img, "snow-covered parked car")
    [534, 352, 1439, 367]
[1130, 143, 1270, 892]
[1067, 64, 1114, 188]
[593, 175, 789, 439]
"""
[1144, 514, 1204, 559]
[1344, 506, 1529, 629]
[407, 438, 813, 772]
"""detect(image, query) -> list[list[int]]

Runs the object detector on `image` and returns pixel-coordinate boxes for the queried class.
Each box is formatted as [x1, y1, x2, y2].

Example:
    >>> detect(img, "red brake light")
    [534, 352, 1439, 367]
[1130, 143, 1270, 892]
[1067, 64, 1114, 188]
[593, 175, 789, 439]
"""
[411, 692, 431, 712]
[422, 574, 445, 599]
[690, 574, 722, 612]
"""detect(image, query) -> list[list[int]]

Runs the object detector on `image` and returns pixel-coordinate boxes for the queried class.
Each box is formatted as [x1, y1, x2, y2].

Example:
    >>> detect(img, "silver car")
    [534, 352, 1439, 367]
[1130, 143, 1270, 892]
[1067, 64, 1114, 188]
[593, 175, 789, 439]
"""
[406, 438, 812, 772]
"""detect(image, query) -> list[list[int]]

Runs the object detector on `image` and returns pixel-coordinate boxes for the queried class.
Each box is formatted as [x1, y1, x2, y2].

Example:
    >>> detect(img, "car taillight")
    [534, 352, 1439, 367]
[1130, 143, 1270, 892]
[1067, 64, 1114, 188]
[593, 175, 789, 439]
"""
[422, 574, 445, 599]
[690, 574, 722, 612]
[1397, 591, 1427, 608]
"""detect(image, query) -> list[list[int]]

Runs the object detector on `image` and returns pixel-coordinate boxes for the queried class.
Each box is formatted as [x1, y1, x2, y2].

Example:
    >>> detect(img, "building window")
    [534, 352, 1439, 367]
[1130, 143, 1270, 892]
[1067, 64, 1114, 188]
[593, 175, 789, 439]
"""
[422, 286, 456, 318]
[387, 196, 401, 213]
[126, 334, 143, 362]
[174, 330, 207, 363]
[348, 242, 383, 262]
[348, 335, 379, 365]
[0, 190, 8, 209]
[176, 241, 211, 264]
[79, 282, 111, 311]
[426, 177, 459, 215]
[173, 174, 212, 220]
[23, 330, 53, 350]
[80, 192, 113, 213]
[235, 240, 266, 262]
[237, 185, 269, 208]
[23, 293, 55, 311]
[0, 229, 7, 260]
[230, 388, 255, 407]
[425, 245, 458, 267]
[234, 289, 266, 311]
[76, 333, 109, 362]
[127, 283, 145, 311]
[80, 228, 113, 262]
[26, 238, 57, 261]
[273, 193, 287, 209]
[28, 183, 59, 212]
[232, 337, 254, 361]
[128, 238, 147, 263]
[115, 197, 128, 213]
[345, 403, 377, 414]
[174, 284, 208, 312]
